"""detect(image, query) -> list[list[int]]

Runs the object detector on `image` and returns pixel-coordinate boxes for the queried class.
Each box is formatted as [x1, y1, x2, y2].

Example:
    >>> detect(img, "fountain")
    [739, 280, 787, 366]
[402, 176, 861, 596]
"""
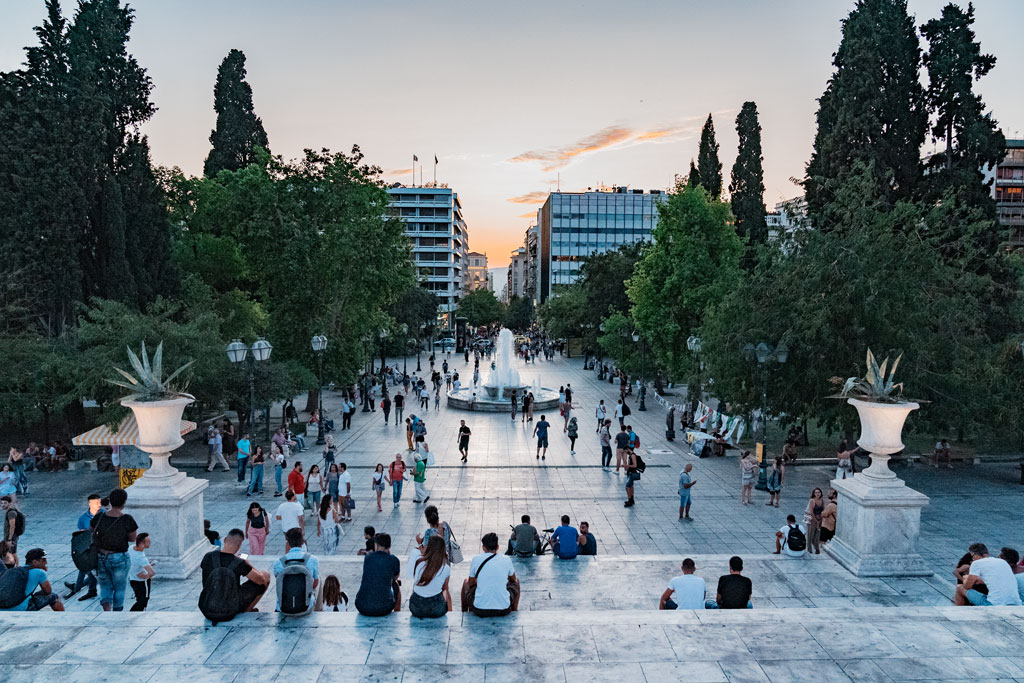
[447, 328, 560, 412]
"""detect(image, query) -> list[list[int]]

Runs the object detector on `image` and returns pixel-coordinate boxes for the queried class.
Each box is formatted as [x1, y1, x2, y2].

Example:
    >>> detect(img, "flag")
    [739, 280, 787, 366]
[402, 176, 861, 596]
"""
[434, 154, 438, 164]
[413, 154, 418, 162]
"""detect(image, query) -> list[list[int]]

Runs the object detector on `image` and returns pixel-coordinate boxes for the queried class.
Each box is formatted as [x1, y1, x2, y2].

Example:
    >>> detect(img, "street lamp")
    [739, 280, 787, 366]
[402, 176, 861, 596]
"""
[311, 334, 328, 445]
[378, 328, 388, 374]
[417, 322, 425, 372]
[743, 340, 788, 490]
[360, 334, 373, 412]
[227, 338, 273, 441]
[632, 331, 647, 411]
[400, 324, 408, 375]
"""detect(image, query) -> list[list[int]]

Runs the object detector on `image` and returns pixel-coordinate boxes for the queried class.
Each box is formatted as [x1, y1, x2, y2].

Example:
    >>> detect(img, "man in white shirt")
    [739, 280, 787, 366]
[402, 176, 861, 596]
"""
[595, 400, 607, 433]
[275, 490, 305, 539]
[460, 532, 520, 617]
[659, 558, 707, 610]
[338, 462, 352, 522]
[955, 543, 1023, 606]
[774, 515, 807, 557]
[614, 400, 625, 430]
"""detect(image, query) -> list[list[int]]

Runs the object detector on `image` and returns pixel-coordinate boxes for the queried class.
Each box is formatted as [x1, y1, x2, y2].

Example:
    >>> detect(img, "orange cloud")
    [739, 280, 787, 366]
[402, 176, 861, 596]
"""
[509, 125, 633, 171]
[518, 211, 537, 218]
[507, 191, 549, 204]
[384, 167, 414, 176]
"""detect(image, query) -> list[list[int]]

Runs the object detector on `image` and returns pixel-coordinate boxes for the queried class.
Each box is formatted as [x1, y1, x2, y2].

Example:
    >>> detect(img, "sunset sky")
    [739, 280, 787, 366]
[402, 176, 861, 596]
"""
[3, 0, 1023, 275]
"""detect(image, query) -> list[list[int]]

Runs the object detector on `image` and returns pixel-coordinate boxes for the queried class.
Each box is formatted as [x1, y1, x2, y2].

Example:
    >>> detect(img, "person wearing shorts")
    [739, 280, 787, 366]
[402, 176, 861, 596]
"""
[678, 463, 695, 520]
[533, 416, 550, 460]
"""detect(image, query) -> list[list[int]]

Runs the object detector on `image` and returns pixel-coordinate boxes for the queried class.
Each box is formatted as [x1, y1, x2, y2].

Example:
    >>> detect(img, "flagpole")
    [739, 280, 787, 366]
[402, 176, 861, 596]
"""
[433, 155, 437, 186]
[411, 155, 415, 187]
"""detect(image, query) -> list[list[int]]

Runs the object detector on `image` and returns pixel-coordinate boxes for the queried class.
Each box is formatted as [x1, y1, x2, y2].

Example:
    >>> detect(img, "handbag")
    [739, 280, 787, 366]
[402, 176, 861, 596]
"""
[444, 523, 463, 564]
[346, 498, 355, 511]
[426, 450, 436, 467]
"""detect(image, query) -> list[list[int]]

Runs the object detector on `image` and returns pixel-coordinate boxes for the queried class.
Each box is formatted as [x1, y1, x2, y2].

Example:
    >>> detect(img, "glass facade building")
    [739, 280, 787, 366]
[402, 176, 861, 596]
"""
[536, 188, 666, 303]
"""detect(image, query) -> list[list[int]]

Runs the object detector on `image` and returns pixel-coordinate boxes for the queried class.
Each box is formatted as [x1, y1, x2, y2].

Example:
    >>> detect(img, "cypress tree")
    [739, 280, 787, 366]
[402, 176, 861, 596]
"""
[805, 0, 927, 228]
[204, 49, 270, 177]
[696, 114, 722, 198]
[729, 102, 767, 253]
[686, 159, 700, 188]
[920, 2, 1004, 209]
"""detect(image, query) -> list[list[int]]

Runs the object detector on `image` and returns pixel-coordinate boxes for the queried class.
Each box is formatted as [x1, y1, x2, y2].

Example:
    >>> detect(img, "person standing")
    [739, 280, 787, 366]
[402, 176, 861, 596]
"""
[341, 397, 353, 430]
[327, 464, 341, 514]
[306, 464, 323, 513]
[8, 448, 27, 496]
[389, 454, 408, 509]
[245, 502, 269, 555]
[805, 488, 825, 554]
[372, 464, 387, 512]
[567, 417, 578, 456]
[614, 400, 625, 431]
[271, 443, 286, 497]
[0, 464, 16, 497]
[458, 420, 472, 463]
[405, 418, 414, 451]
[128, 533, 155, 611]
[420, 386, 430, 411]
[393, 391, 405, 426]
[65, 493, 101, 600]
[317, 495, 343, 556]
[90, 488, 138, 611]
[413, 454, 430, 504]
[520, 393, 528, 423]
[236, 432, 251, 485]
[2, 495, 24, 566]
[614, 425, 630, 473]
[599, 420, 613, 469]
[322, 435, 336, 472]
[434, 387, 441, 411]
[246, 445, 265, 497]
[766, 457, 783, 508]
[624, 448, 640, 508]
[820, 489, 838, 544]
[288, 462, 306, 509]
[338, 463, 352, 522]
[510, 391, 518, 421]
[532, 415, 550, 460]
[381, 394, 392, 425]
[678, 463, 695, 520]
[595, 400, 607, 433]
[526, 392, 535, 421]
[740, 452, 757, 505]
[222, 419, 238, 469]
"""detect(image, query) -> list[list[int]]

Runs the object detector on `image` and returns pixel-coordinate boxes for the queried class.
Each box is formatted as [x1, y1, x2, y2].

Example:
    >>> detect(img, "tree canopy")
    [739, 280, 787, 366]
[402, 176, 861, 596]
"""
[456, 289, 505, 327]
[204, 49, 270, 177]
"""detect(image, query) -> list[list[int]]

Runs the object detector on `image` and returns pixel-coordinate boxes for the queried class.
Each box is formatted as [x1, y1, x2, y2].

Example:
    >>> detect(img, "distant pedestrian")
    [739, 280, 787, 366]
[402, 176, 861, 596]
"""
[322, 435, 336, 472]
[305, 464, 323, 513]
[595, 400, 607, 432]
[372, 463, 387, 512]
[599, 420, 612, 469]
[434, 388, 441, 411]
[317, 494, 343, 555]
[327, 464, 341, 513]
[678, 463, 695, 520]
[526, 392, 535, 421]
[381, 394, 392, 424]
[236, 432, 251, 484]
[458, 420, 472, 463]
[533, 415, 550, 460]
[624, 449, 640, 507]
[389, 454, 408, 509]
[740, 452, 757, 505]
[271, 443, 286, 497]
[338, 463, 352, 522]
[805, 488, 824, 554]
[614, 400, 625, 430]
[510, 391, 518, 421]
[129, 533, 155, 611]
[394, 392, 405, 425]
[246, 445, 265, 497]
[766, 457, 783, 508]
[413, 454, 430, 504]
[821, 489, 838, 544]
[245, 502, 269, 555]
[420, 386, 430, 410]
[567, 417, 578, 455]
[405, 417, 414, 451]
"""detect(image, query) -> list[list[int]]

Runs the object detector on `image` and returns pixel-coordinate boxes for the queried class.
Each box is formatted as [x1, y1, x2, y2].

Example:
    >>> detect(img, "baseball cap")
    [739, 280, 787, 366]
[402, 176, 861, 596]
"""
[25, 548, 46, 563]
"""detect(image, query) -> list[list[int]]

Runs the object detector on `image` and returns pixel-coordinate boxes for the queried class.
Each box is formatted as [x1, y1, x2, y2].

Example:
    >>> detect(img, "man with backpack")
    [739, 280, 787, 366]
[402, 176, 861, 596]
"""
[774, 514, 807, 557]
[65, 493, 101, 600]
[0, 548, 64, 611]
[624, 449, 645, 508]
[198, 528, 270, 623]
[273, 528, 319, 617]
[1, 495, 25, 566]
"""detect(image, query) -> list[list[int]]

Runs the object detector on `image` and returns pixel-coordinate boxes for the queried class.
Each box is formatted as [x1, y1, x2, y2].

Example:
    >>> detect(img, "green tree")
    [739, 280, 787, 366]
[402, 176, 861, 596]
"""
[203, 49, 270, 177]
[390, 286, 440, 346]
[696, 114, 722, 198]
[578, 242, 646, 318]
[686, 159, 700, 188]
[456, 289, 505, 327]
[596, 312, 644, 377]
[805, 0, 927, 229]
[536, 286, 587, 340]
[920, 3, 1005, 215]
[504, 296, 534, 331]
[627, 184, 742, 381]
[729, 102, 767, 259]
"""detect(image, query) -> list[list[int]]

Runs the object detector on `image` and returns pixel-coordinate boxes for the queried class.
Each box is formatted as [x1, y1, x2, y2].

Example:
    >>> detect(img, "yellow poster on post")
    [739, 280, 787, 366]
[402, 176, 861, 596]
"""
[756, 442, 764, 463]
[119, 468, 146, 489]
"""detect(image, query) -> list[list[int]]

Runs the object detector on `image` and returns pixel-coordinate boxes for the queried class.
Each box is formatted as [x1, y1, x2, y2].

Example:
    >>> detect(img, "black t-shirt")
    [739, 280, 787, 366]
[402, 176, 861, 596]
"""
[459, 426, 471, 443]
[90, 512, 138, 552]
[394, 394, 404, 407]
[565, 388, 572, 403]
[364, 537, 375, 553]
[248, 510, 266, 529]
[615, 432, 630, 449]
[579, 533, 597, 556]
[355, 551, 401, 611]
[716, 574, 753, 609]
[200, 550, 254, 587]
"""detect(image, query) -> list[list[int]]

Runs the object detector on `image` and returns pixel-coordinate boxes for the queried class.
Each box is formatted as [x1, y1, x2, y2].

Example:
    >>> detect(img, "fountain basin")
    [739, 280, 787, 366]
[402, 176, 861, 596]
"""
[447, 386, 561, 412]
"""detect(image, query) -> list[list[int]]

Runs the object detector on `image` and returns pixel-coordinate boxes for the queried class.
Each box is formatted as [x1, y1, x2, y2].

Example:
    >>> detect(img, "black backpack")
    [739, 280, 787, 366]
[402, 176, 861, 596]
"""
[8, 510, 25, 537]
[0, 566, 30, 609]
[786, 525, 807, 552]
[71, 528, 98, 572]
[198, 552, 244, 624]
[622, 404, 631, 417]
[634, 454, 647, 473]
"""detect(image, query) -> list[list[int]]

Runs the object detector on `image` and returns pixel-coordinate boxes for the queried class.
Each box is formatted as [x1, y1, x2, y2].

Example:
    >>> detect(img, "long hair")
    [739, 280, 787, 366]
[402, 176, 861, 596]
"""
[416, 535, 447, 586]
[323, 574, 346, 608]
[424, 504, 439, 527]
[319, 494, 333, 520]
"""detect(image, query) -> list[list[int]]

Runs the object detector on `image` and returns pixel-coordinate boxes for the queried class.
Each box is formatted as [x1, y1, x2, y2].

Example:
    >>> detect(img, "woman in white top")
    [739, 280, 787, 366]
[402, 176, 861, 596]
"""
[306, 464, 323, 510]
[317, 494, 343, 555]
[409, 536, 451, 618]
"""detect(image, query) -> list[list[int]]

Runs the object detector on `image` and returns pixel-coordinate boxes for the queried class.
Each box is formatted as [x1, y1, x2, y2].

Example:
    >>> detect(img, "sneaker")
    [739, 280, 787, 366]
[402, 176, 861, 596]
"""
[423, 496, 430, 503]
[570, 450, 575, 456]
[413, 499, 422, 503]
[274, 492, 282, 497]
[394, 503, 399, 509]
[79, 591, 97, 602]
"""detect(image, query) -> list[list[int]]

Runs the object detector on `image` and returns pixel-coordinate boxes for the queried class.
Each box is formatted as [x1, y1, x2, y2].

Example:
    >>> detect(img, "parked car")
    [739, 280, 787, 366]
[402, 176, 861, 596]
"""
[433, 337, 456, 349]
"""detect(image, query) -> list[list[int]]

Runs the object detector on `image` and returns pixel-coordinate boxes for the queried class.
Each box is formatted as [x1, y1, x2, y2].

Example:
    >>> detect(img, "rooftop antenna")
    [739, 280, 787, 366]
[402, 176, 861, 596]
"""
[557, 173, 560, 192]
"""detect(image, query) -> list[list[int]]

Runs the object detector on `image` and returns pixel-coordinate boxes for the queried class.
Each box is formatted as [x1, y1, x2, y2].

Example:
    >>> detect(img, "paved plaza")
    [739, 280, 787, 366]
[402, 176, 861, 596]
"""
[4, 353, 1024, 681]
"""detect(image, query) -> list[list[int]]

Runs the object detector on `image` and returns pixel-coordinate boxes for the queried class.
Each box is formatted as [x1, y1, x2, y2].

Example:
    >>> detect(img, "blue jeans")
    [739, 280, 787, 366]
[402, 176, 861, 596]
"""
[12, 462, 27, 494]
[74, 569, 97, 593]
[392, 479, 403, 504]
[237, 456, 248, 483]
[248, 464, 264, 494]
[97, 552, 130, 610]
[275, 465, 284, 493]
[293, 434, 306, 451]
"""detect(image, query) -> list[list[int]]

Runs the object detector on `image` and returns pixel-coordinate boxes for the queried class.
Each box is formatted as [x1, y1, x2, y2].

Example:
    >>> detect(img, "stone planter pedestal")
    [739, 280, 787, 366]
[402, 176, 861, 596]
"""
[121, 396, 209, 579]
[825, 398, 932, 577]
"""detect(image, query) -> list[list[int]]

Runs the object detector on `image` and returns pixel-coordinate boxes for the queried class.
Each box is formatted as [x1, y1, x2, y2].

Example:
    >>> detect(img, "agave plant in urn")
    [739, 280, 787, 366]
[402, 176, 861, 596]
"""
[833, 349, 919, 482]
[107, 342, 195, 476]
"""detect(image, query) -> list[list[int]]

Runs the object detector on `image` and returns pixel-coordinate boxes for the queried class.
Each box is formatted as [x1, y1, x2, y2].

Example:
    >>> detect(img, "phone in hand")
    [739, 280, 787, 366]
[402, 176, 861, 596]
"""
[240, 553, 248, 560]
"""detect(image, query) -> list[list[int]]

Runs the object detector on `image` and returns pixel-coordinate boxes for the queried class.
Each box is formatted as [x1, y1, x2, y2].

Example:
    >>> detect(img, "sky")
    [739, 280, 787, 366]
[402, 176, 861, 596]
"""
[3, 0, 1024, 277]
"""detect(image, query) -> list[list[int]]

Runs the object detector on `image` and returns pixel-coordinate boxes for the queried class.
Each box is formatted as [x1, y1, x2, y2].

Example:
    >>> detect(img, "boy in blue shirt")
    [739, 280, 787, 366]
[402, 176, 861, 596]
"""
[550, 515, 578, 560]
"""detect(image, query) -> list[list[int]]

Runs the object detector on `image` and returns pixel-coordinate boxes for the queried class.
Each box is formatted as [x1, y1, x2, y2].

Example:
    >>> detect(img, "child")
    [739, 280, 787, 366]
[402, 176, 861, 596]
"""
[129, 533, 155, 611]
[357, 526, 375, 555]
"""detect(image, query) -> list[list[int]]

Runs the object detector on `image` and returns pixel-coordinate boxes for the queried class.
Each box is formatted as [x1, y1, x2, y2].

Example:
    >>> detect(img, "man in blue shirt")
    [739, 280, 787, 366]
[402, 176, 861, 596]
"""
[272, 528, 320, 612]
[2, 548, 64, 611]
[551, 515, 579, 560]
[65, 494, 101, 600]
[236, 433, 251, 484]
[533, 415, 550, 460]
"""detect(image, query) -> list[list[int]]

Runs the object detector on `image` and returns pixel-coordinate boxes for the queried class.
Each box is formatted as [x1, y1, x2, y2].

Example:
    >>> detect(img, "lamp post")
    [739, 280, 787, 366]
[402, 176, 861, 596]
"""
[379, 328, 388, 375]
[227, 338, 273, 441]
[743, 340, 788, 490]
[360, 334, 372, 412]
[633, 331, 646, 411]
[311, 334, 328, 445]
[417, 323, 425, 372]
[597, 322, 606, 379]
[687, 336, 703, 427]
[400, 324, 408, 375]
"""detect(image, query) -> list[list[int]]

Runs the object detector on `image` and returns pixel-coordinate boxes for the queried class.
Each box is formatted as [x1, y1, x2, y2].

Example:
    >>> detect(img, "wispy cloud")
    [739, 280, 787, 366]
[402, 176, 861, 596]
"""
[509, 120, 701, 171]
[384, 167, 414, 176]
[507, 191, 550, 204]
[518, 211, 538, 218]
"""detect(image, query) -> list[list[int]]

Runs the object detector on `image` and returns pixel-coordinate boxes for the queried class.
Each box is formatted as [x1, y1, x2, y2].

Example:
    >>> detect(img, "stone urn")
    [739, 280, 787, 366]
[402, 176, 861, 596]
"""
[119, 394, 210, 577]
[847, 398, 919, 483]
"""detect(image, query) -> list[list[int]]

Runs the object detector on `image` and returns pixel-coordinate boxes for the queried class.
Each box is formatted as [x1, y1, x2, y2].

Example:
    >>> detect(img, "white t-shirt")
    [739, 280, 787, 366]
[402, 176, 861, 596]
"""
[969, 557, 1023, 606]
[338, 471, 352, 495]
[468, 552, 515, 610]
[128, 548, 151, 580]
[779, 524, 807, 557]
[276, 501, 304, 531]
[412, 559, 451, 598]
[667, 574, 705, 609]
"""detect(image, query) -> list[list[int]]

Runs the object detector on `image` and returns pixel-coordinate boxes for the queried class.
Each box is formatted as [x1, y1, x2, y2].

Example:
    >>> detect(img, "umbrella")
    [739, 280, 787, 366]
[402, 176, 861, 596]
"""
[73, 414, 196, 447]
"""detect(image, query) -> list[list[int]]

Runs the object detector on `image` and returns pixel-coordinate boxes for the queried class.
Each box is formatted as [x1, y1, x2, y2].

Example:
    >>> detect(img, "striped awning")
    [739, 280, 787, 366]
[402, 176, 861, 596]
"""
[72, 415, 197, 447]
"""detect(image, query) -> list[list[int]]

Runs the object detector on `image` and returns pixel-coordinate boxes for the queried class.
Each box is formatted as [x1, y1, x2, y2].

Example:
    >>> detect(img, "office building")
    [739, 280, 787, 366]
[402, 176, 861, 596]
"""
[466, 251, 490, 291]
[386, 185, 469, 316]
[994, 139, 1024, 245]
[524, 225, 539, 303]
[506, 246, 528, 302]
[535, 187, 666, 303]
